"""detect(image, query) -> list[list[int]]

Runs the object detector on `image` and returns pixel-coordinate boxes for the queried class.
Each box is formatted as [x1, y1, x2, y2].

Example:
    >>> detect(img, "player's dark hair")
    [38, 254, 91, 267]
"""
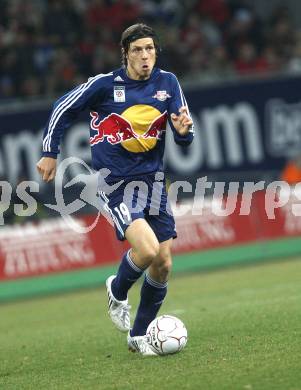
[120, 23, 160, 66]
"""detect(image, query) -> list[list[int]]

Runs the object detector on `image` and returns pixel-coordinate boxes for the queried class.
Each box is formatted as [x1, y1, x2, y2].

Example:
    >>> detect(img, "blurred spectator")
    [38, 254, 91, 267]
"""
[181, 14, 205, 52]
[140, 0, 183, 25]
[287, 31, 301, 74]
[261, 45, 283, 74]
[234, 42, 270, 75]
[202, 45, 235, 82]
[268, 5, 296, 62]
[225, 6, 264, 61]
[196, 0, 229, 26]
[157, 27, 187, 76]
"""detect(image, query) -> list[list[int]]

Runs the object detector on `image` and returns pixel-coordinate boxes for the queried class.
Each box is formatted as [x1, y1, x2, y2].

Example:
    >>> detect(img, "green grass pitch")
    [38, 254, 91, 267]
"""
[1, 257, 301, 390]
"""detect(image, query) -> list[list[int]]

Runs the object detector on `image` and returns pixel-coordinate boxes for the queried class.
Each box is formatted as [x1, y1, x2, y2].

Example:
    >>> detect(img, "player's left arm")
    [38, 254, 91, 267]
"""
[170, 106, 193, 136]
[168, 73, 194, 146]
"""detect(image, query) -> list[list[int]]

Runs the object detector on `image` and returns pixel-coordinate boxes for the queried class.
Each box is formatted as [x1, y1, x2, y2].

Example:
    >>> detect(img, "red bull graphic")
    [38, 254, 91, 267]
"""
[89, 106, 168, 153]
[90, 112, 138, 145]
[142, 111, 168, 140]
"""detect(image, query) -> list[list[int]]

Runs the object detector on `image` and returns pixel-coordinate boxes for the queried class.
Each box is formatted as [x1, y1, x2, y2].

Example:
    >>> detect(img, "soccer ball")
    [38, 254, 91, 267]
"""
[146, 315, 188, 355]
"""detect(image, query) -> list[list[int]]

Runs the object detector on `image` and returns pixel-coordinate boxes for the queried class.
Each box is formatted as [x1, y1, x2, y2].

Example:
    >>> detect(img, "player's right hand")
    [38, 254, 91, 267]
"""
[36, 157, 57, 182]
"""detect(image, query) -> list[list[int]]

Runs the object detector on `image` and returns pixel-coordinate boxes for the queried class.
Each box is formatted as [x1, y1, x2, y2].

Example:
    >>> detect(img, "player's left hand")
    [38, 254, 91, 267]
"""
[170, 106, 193, 136]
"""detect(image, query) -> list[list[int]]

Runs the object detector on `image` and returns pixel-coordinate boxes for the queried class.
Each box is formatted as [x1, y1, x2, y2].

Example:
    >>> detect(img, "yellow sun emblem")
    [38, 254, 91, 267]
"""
[121, 105, 167, 153]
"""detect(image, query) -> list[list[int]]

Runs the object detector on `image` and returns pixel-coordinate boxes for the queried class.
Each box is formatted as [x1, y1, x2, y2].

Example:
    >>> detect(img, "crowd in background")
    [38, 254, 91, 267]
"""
[1, 0, 301, 100]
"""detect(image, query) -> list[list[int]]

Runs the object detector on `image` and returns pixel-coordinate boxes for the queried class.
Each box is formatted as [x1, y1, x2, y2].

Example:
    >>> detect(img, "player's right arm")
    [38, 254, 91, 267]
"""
[37, 73, 112, 182]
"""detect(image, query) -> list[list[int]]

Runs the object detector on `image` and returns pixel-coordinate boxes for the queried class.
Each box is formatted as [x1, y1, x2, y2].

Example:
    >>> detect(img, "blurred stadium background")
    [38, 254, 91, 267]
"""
[1, 1, 301, 388]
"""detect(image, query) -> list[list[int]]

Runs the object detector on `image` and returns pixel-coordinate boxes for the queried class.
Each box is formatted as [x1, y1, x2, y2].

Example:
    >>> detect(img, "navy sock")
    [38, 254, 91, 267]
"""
[131, 274, 167, 336]
[111, 250, 144, 301]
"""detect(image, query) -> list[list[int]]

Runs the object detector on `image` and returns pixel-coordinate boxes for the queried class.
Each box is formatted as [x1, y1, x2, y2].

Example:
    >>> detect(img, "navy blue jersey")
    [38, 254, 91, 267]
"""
[42, 67, 194, 179]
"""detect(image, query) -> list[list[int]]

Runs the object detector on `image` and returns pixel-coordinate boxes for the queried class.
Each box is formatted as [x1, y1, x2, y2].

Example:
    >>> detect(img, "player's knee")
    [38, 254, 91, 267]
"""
[157, 256, 172, 282]
[139, 242, 160, 264]
[159, 266, 171, 283]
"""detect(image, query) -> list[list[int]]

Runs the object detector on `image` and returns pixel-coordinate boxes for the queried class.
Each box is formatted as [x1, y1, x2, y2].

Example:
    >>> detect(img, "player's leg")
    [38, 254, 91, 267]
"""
[129, 174, 176, 341]
[110, 218, 159, 301]
[100, 183, 147, 332]
[130, 238, 172, 337]
[106, 217, 160, 333]
[147, 238, 173, 283]
[104, 174, 171, 342]
[111, 218, 162, 355]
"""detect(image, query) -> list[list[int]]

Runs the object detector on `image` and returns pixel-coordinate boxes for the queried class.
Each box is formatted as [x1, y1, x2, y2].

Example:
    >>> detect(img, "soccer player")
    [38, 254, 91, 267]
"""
[37, 24, 194, 356]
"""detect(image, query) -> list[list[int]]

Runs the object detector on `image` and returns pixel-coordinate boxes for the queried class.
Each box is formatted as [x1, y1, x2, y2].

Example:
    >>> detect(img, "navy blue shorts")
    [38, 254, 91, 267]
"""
[99, 172, 177, 243]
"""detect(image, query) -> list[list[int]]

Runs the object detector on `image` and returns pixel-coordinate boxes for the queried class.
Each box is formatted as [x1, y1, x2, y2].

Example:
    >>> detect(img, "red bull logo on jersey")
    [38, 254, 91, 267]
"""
[89, 112, 138, 145]
[90, 105, 168, 153]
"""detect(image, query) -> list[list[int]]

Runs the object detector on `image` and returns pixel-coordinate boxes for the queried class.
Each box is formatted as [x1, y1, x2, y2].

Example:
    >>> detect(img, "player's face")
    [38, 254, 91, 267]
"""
[126, 38, 156, 80]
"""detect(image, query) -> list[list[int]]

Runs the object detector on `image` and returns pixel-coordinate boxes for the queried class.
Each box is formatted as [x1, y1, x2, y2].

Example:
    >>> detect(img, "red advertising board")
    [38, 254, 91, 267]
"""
[0, 216, 128, 281]
[0, 190, 300, 282]
[254, 189, 301, 239]
[171, 198, 257, 254]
